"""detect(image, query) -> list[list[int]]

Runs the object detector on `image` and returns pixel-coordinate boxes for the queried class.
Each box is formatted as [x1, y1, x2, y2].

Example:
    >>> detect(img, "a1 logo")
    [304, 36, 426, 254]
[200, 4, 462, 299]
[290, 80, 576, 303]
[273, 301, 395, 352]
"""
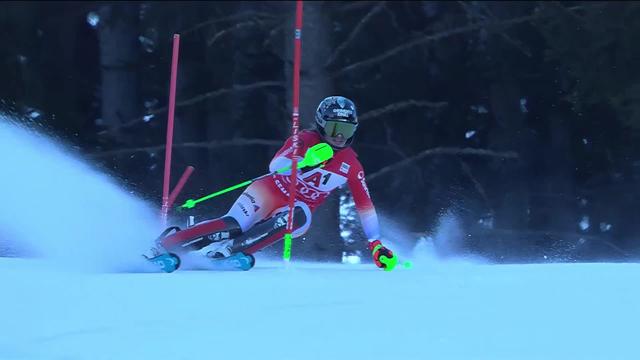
[302, 172, 332, 187]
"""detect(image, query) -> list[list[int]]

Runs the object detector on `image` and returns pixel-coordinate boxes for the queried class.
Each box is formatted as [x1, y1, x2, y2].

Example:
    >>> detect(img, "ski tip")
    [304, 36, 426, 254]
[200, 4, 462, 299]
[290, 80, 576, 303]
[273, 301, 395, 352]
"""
[169, 253, 181, 272]
[145, 252, 181, 273]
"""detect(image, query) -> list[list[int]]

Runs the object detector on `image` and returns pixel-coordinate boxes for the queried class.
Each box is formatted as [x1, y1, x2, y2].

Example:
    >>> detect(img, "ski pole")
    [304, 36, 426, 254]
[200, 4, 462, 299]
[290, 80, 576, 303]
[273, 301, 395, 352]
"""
[178, 142, 333, 210]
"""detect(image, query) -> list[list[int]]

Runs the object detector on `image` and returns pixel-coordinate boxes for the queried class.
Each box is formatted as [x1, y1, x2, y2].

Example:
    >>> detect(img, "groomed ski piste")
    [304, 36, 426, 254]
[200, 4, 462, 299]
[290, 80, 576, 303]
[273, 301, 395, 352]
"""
[1, 116, 638, 360]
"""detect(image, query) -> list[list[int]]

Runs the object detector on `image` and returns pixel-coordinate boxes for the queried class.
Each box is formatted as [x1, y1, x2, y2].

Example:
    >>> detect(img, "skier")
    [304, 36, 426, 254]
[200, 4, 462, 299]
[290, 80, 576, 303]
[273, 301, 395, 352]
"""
[147, 96, 396, 271]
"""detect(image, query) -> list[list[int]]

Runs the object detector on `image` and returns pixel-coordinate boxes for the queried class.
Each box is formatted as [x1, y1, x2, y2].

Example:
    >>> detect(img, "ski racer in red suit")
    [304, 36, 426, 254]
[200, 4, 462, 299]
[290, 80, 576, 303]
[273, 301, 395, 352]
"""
[153, 96, 396, 270]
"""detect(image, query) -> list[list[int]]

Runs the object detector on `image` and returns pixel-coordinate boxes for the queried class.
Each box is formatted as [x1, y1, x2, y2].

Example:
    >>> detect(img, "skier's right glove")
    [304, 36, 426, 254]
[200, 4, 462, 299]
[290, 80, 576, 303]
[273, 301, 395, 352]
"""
[273, 143, 333, 175]
[301, 143, 334, 168]
[368, 240, 398, 271]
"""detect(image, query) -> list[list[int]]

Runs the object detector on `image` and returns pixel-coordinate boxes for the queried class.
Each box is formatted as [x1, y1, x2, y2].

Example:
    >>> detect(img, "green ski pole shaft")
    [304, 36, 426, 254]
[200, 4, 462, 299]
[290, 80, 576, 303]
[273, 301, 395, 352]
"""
[178, 143, 334, 210]
[179, 172, 274, 210]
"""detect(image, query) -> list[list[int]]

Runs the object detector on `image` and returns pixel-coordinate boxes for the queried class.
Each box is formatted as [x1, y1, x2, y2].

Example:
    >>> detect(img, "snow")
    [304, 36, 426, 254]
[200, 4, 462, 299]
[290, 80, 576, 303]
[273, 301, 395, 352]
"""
[600, 222, 612, 232]
[0, 117, 160, 272]
[520, 98, 529, 113]
[1, 115, 638, 360]
[1, 258, 638, 360]
[470, 105, 488, 114]
[86, 12, 100, 28]
[579, 215, 590, 231]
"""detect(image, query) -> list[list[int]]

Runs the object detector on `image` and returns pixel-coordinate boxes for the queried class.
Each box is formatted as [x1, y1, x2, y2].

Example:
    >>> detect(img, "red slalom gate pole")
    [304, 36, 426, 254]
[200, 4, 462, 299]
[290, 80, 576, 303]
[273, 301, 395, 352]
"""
[283, 0, 303, 262]
[167, 166, 195, 210]
[161, 34, 181, 227]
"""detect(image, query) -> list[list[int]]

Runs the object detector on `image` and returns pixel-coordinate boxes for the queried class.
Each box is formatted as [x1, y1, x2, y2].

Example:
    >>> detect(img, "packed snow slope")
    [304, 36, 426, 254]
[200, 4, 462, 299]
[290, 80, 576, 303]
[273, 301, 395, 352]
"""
[1, 115, 638, 360]
[1, 258, 638, 360]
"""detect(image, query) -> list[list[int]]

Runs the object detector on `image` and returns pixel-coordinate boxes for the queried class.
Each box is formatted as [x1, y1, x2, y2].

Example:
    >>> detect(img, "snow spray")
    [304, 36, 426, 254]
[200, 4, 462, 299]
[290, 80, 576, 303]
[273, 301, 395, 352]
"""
[0, 115, 161, 271]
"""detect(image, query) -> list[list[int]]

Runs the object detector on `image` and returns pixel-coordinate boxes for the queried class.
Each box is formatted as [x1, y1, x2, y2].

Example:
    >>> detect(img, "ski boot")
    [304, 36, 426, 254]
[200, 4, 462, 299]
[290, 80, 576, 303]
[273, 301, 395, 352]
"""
[200, 240, 256, 271]
[143, 226, 182, 273]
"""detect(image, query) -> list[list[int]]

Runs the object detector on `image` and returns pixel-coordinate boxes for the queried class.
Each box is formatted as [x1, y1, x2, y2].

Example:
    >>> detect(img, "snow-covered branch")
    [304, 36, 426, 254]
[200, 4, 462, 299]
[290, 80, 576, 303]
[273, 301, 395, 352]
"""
[336, 1, 377, 13]
[171, 81, 286, 110]
[359, 100, 448, 122]
[324, 2, 385, 68]
[331, 18, 532, 77]
[100, 81, 286, 136]
[207, 19, 268, 47]
[381, 4, 400, 32]
[367, 147, 519, 181]
[181, 11, 277, 36]
[457, 1, 532, 57]
[458, 158, 493, 215]
[383, 121, 408, 159]
[331, 3, 603, 77]
[87, 138, 282, 159]
[382, 121, 425, 184]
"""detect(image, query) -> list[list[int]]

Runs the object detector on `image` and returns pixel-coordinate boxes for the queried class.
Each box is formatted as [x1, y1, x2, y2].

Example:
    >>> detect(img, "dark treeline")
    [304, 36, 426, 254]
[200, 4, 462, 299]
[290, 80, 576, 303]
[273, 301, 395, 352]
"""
[2, 1, 639, 262]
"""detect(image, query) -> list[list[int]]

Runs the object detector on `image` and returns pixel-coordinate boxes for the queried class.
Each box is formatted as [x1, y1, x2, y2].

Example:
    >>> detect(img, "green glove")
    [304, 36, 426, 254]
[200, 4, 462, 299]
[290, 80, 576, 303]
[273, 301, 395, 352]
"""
[368, 240, 398, 271]
[299, 143, 334, 168]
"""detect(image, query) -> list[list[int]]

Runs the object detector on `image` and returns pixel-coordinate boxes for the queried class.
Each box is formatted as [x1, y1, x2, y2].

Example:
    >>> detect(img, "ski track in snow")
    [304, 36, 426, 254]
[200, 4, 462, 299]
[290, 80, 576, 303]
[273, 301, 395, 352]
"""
[1, 115, 639, 359]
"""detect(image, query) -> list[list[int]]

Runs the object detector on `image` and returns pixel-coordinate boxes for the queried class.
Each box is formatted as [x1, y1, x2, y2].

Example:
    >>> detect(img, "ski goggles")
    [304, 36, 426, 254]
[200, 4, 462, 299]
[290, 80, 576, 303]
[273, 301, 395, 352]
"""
[324, 120, 357, 138]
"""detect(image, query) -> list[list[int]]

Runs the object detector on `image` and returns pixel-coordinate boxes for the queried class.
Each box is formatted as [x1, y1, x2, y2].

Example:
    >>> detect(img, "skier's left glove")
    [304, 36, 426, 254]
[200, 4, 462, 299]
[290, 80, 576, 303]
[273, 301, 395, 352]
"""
[368, 240, 398, 271]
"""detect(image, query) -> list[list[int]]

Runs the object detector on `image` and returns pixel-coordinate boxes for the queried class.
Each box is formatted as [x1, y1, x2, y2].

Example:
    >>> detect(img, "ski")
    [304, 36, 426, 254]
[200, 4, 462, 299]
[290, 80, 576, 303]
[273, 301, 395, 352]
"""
[207, 252, 255, 271]
[144, 226, 255, 272]
[144, 252, 181, 273]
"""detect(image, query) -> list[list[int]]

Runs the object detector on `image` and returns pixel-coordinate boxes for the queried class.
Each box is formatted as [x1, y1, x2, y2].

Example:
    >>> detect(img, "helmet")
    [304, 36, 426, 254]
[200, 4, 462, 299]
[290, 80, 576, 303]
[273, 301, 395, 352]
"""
[314, 96, 358, 148]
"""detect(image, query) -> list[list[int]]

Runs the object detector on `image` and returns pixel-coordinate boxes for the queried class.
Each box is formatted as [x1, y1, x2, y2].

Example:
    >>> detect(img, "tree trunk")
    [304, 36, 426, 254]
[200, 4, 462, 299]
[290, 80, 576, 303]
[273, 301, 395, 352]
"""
[487, 77, 530, 231]
[98, 3, 140, 143]
[543, 114, 576, 232]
